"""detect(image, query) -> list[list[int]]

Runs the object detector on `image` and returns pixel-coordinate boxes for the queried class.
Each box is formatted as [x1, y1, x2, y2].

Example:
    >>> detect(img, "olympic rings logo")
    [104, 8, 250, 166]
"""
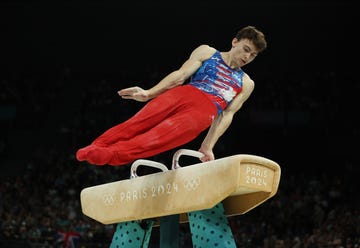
[183, 177, 200, 191]
[102, 194, 115, 206]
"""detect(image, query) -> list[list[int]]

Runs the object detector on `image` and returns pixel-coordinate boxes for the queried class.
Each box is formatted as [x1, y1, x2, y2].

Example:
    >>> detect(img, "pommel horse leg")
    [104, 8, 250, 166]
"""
[172, 150, 237, 248]
[188, 203, 236, 247]
[110, 220, 154, 248]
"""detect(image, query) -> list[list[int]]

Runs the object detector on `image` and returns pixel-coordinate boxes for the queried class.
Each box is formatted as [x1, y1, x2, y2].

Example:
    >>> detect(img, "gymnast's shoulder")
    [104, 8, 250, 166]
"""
[189, 44, 217, 61]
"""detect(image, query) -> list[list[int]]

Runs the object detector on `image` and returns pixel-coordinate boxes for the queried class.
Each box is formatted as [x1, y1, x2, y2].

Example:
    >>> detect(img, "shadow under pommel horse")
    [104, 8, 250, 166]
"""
[80, 149, 281, 247]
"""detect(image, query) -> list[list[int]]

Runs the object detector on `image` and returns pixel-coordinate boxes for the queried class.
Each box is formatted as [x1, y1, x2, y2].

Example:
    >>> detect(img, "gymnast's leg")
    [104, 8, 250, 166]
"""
[76, 85, 189, 162]
[78, 85, 217, 166]
[107, 104, 215, 165]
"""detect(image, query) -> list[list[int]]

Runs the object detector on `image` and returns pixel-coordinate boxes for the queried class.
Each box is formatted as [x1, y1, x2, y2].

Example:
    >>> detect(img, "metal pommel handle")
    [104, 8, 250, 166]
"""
[172, 149, 204, 170]
[130, 159, 168, 178]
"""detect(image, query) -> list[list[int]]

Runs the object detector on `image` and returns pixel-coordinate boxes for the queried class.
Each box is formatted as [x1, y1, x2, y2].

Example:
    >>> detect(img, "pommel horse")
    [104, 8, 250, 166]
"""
[80, 149, 281, 247]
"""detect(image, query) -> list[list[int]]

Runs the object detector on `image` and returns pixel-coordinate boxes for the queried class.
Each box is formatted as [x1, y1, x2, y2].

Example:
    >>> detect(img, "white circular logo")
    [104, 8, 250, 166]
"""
[183, 177, 200, 191]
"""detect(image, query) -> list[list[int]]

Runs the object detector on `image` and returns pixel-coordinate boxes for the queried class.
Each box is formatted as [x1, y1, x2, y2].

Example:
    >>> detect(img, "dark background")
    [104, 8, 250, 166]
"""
[1, 0, 357, 173]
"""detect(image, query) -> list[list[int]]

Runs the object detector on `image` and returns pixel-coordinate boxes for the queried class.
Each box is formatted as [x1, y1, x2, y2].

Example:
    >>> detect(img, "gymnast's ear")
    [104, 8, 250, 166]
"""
[231, 38, 240, 48]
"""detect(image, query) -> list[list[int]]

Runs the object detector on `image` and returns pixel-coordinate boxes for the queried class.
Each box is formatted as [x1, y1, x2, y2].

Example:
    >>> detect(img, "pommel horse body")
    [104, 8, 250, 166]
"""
[80, 149, 281, 247]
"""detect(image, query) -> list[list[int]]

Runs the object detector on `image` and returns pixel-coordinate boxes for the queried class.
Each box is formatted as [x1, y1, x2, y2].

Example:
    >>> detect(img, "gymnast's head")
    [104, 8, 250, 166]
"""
[235, 26, 267, 53]
[228, 26, 267, 66]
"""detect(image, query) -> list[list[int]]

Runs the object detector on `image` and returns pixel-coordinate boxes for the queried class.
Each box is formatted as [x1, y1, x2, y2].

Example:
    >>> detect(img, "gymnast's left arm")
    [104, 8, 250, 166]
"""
[198, 75, 255, 162]
[118, 45, 215, 102]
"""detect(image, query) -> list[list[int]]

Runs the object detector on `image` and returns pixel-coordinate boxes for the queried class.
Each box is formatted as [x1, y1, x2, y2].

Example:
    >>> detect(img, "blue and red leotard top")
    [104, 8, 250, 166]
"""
[188, 50, 244, 114]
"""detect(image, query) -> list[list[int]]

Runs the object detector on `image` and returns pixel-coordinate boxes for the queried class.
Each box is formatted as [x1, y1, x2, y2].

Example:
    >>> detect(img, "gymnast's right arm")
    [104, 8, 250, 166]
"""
[118, 45, 216, 102]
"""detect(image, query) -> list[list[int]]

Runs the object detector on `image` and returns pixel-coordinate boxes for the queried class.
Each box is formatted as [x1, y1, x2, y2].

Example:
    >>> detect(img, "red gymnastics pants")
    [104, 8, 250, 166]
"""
[76, 85, 218, 166]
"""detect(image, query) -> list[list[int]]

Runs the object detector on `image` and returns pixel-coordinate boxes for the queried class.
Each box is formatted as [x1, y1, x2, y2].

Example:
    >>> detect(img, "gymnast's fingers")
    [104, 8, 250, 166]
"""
[118, 87, 140, 96]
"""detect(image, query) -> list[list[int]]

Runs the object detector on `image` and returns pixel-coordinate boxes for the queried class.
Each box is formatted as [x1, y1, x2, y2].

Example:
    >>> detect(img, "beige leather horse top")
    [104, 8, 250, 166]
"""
[80, 149, 281, 225]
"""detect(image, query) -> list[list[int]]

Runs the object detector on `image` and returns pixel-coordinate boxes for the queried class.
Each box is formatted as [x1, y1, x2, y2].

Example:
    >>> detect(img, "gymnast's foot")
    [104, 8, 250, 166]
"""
[76, 145, 93, 161]
[87, 147, 113, 165]
[76, 145, 113, 166]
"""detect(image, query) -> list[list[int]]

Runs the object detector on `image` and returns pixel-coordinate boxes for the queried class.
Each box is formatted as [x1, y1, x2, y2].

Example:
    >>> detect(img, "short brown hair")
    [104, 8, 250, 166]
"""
[236, 26, 267, 53]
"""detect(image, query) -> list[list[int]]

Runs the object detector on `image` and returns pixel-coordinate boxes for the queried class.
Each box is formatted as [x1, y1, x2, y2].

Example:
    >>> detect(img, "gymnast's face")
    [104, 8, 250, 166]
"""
[231, 38, 259, 67]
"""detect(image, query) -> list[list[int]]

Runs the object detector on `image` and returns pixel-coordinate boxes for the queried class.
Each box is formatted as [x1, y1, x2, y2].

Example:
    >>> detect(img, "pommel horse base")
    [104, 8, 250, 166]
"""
[80, 149, 281, 247]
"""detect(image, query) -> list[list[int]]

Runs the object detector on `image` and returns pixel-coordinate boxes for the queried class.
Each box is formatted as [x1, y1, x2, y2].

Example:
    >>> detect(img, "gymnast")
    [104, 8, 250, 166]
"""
[76, 25, 267, 166]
